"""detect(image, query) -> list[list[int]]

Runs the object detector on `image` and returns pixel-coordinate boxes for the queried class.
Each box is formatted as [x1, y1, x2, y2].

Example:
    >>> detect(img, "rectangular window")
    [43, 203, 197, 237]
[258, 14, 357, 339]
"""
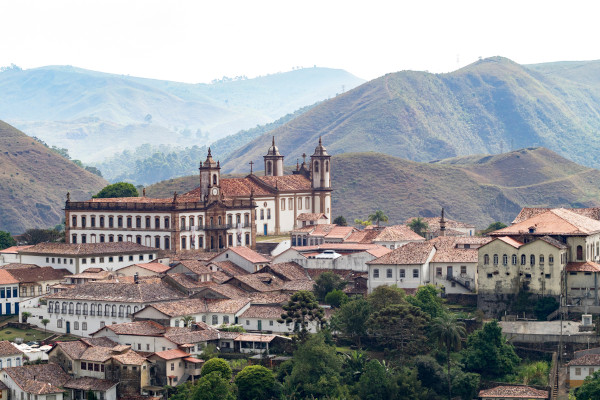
[72, 234, 77, 244]
[91, 216, 96, 227]
[212, 315, 218, 325]
[267, 209, 271, 219]
[81, 362, 87, 370]
[305, 197, 310, 209]
[576, 367, 581, 375]
[386, 269, 392, 278]
[399, 269, 405, 278]
[72, 216, 77, 227]
[82, 322, 87, 330]
[436, 267, 442, 276]
[413, 269, 419, 278]
[82, 259, 87, 264]
[373, 269, 379, 278]
[139, 255, 144, 261]
[461, 266, 467, 275]
[223, 315, 230, 324]
[91, 258, 96, 264]
[119, 256, 124, 262]
[81, 216, 86, 228]
[129, 255, 133, 261]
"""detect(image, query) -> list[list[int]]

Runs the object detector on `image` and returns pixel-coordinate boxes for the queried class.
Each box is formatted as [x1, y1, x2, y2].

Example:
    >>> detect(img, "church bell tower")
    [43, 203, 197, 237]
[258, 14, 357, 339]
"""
[264, 137, 284, 176]
[199, 148, 221, 201]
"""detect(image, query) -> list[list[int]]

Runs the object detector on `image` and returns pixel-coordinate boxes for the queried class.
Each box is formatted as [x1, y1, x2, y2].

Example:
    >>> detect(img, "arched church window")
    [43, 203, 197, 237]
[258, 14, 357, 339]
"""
[325, 161, 329, 172]
[577, 245, 583, 260]
[213, 174, 217, 184]
[267, 161, 272, 175]
[314, 161, 319, 173]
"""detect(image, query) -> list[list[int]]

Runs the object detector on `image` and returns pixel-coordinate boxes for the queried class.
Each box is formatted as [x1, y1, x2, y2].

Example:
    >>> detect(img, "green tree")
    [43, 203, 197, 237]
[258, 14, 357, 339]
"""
[451, 370, 480, 400]
[181, 315, 195, 327]
[21, 312, 31, 323]
[279, 291, 325, 341]
[341, 350, 367, 384]
[201, 358, 232, 380]
[481, 221, 507, 235]
[576, 369, 600, 400]
[354, 218, 372, 227]
[396, 366, 430, 400]
[313, 271, 346, 301]
[331, 297, 371, 346]
[324, 289, 347, 308]
[368, 303, 429, 358]
[368, 210, 389, 227]
[22, 228, 63, 244]
[406, 285, 444, 318]
[93, 182, 139, 198]
[534, 297, 559, 321]
[408, 218, 429, 237]
[430, 312, 467, 399]
[333, 216, 347, 226]
[41, 319, 50, 333]
[283, 333, 346, 399]
[356, 359, 398, 400]
[0, 231, 16, 250]
[463, 320, 520, 379]
[235, 365, 276, 400]
[178, 371, 235, 400]
[368, 285, 406, 311]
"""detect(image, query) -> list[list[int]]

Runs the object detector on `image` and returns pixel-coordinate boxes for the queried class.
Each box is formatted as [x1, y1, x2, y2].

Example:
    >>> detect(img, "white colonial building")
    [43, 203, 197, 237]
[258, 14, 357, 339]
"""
[65, 138, 333, 252]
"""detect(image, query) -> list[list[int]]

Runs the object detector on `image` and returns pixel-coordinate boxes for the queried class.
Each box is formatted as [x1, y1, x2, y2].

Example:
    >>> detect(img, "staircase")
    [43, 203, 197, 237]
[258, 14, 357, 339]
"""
[177, 373, 190, 386]
[550, 352, 559, 400]
[447, 275, 475, 292]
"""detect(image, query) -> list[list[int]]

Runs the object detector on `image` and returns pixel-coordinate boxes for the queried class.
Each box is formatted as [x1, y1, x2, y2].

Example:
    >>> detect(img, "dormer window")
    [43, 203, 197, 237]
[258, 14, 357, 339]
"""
[529, 226, 536, 234]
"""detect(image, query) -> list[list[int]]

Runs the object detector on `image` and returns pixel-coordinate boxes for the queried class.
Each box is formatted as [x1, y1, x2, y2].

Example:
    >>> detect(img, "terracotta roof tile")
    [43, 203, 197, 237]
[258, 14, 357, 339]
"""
[536, 235, 568, 249]
[20, 242, 157, 256]
[209, 261, 248, 277]
[290, 243, 387, 252]
[164, 326, 220, 344]
[100, 320, 167, 336]
[172, 260, 211, 275]
[0, 341, 23, 356]
[296, 213, 328, 221]
[324, 226, 355, 239]
[8, 266, 70, 283]
[63, 377, 118, 391]
[263, 262, 310, 281]
[568, 353, 600, 366]
[368, 242, 436, 265]
[432, 248, 478, 263]
[478, 385, 548, 398]
[374, 225, 425, 242]
[365, 247, 392, 258]
[226, 247, 270, 263]
[345, 229, 382, 244]
[144, 298, 250, 317]
[124, 263, 170, 274]
[404, 217, 475, 230]
[4, 364, 70, 394]
[281, 280, 315, 292]
[493, 208, 600, 236]
[494, 236, 525, 248]
[225, 273, 283, 292]
[0, 245, 33, 254]
[0, 269, 20, 285]
[159, 250, 221, 262]
[234, 333, 278, 343]
[0, 263, 39, 270]
[153, 348, 190, 360]
[566, 262, 600, 272]
[45, 281, 185, 303]
[256, 175, 312, 191]
[111, 350, 148, 365]
[240, 305, 284, 319]
[513, 207, 600, 224]
[247, 292, 291, 304]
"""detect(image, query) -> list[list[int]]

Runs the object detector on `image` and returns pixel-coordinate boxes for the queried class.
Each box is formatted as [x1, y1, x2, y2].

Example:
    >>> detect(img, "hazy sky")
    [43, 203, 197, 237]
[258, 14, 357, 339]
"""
[1, 0, 598, 83]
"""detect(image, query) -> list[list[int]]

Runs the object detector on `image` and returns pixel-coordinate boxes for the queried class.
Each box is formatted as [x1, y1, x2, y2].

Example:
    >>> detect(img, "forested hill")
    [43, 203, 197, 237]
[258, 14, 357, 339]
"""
[0, 121, 107, 234]
[147, 147, 600, 228]
[0, 65, 363, 162]
[222, 57, 600, 173]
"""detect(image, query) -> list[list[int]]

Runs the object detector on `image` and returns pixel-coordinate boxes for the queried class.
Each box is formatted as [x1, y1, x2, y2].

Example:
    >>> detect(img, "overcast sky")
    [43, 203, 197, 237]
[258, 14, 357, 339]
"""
[1, 0, 598, 83]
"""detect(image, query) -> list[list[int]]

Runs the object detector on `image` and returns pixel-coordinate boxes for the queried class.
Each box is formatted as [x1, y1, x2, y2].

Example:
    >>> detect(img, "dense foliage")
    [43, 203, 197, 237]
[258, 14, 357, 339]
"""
[201, 358, 233, 381]
[93, 182, 139, 198]
[0, 231, 16, 249]
[313, 271, 347, 301]
[234, 365, 277, 400]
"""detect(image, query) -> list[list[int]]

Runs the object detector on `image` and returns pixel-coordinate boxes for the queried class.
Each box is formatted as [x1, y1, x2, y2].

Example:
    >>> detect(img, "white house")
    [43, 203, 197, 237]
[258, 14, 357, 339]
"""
[3, 242, 159, 274]
[0, 270, 20, 316]
[210, 246, 270, 273]
[567, 353, 600, 388]
[0, 341, 24, 370]
[21, 281, 185, 336]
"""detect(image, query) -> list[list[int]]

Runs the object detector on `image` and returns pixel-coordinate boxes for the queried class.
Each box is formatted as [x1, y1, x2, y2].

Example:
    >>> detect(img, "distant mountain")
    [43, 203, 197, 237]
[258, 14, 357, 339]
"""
[147, 147, 600, 229]
[0, 121, 107, 234]
[222, 57, 600, 173]
[0, 65, 363, 161]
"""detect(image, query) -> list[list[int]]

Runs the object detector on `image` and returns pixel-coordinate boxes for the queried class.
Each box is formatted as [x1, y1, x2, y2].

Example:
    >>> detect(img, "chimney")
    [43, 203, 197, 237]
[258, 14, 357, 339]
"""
[134, 273, 139, 284]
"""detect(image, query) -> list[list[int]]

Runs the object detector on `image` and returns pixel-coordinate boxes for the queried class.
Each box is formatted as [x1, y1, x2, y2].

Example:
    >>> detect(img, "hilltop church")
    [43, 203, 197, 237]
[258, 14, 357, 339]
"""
[65, 138, 332, 252]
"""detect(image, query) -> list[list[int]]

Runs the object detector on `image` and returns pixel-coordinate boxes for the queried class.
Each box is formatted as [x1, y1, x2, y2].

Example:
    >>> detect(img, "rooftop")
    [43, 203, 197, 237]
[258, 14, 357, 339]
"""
[143, 298, 251, 317]
[239, 305, 284, 319]
[368, 242, 435, 265]
[120, 262, 170, 274]
[226, 246, 270, 264]
[7, 266, 70, 283]
[566, 261, 600, 273]
[4, 363, 70, 394]
[96, 320, 167, 336]
[263, 262, 310, 281]
[63, 377, 118, 391]
[296, 213, 328, 221]
[19, 242, 158, 256]
[478, 385, 548, 399]
[153, 348, 190, 360]
[568, 354, 600, 366]
[45, 281, 185, 303]
[0, 340, 23, 356]
[0, 245, 33, 254]
[493, 208, 600, 236]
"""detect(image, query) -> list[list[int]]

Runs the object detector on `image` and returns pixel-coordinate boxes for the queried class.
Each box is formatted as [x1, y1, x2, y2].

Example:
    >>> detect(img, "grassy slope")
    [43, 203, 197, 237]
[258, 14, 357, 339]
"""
[147, 147, 600, 228]
[0, 121, 107, 234]
[222, 57, 600, 173]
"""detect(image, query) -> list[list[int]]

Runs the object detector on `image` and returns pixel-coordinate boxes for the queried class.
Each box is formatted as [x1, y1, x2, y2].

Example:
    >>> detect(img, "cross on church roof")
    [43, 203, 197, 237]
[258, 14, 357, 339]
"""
[249, 161, 254, 175]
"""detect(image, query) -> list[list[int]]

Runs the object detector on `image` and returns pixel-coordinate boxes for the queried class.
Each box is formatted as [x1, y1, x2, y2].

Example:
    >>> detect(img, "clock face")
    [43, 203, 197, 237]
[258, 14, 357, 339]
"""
[212, 187, 218, 195]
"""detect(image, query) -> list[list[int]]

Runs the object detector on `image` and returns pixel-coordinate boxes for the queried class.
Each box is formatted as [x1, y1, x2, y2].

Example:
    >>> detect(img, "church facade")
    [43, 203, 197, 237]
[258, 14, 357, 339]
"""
[65, 138, 332, 252]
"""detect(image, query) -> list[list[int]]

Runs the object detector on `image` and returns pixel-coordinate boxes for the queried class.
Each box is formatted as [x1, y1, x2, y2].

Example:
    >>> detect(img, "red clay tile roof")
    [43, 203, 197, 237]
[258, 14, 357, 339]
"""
[431, 248, 478, 263]
[513, 207, 600, 224]
[324, 226, 355, 239]
[536, 236, 568, 249]
[159, 250, 221, 262]
[404, 217, 475, 230]
[153, 348, 190, 360]
[374, 225, 425, 242]
[0, 341, 23, 356]
[281, 280, 315, 292]
[225, 273, 283, 292]
[144, 298, 251, 317]
[478, 385, 548, 398]
[183, 356, 204, 363]
[0, 263, 39, 270]
[263, 262, 310, 281]
[125, 263, 170, 274]
[568, 354, 600, 366]
[20, 242, 157, 256]
[256, 175, 312, 191]
[194, 283, 249, 299]
[63, 377, 118, 391]
[210, 261, 249, 277]
[0, 245, 33, 254]
[45, 281, 185, 303]
[164, 326, 220, 344]
[226, 246, 270, 263]
[112, 350, 148, 365]
[296, 213, 328, 221]
[240, 305, 284, 319]
[494, 236, 525, 248]
[0, 269, 20, 285]
[7, 266, 70, 283]
[493, 208, 600, 236]
[66, 270, 112, 280]
[368, 242, 436, 265]
[566, 262, 600, 272]
[99, 320, 167, 336]
[4, 363, 70, 394]
[291, 243, 387, 252]
[247, 292, 291, 304]
[234, 334, 278, 343]
[172, 260, 211, 275]
[365, 247, 392, 258]
[345, 229, 382, 243]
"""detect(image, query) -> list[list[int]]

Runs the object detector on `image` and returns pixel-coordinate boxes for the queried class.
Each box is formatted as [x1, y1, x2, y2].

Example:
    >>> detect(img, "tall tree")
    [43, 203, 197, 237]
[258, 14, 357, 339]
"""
[0, 231, 16, 250]
[408, 218, 429, 237]
[368, 210, 389, 227]
[331, 297, 371, 346]
[283, 333, 346, 399]
[368, 303, 429, 358]
[279, 291, 325, 341]
[172, 371, 235, 400]
[430, 313, 467, 399]
[333, 216, 348, 226]
[368, 285, 406, 312]
[201, 358, 232, 380]
[93, 182, 139, 198]
[407, 284, 444, 318]
[324, 289, 347, 308]
[463, 320, 520, 379]
[313, 271, 346, 301]
[235, 365, 276, 400]
[356, 360, 399, 400]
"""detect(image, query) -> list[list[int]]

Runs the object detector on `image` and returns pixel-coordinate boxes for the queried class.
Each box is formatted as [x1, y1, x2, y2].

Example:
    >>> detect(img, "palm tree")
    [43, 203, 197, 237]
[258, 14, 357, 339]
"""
[368, 210, 389, 227]
[430, 313, 467, 400]
[41, 319, 50, 333]
[21, 312, 31, 323]
[181, 315, 195, 327]
[408, 217, 429, 237]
